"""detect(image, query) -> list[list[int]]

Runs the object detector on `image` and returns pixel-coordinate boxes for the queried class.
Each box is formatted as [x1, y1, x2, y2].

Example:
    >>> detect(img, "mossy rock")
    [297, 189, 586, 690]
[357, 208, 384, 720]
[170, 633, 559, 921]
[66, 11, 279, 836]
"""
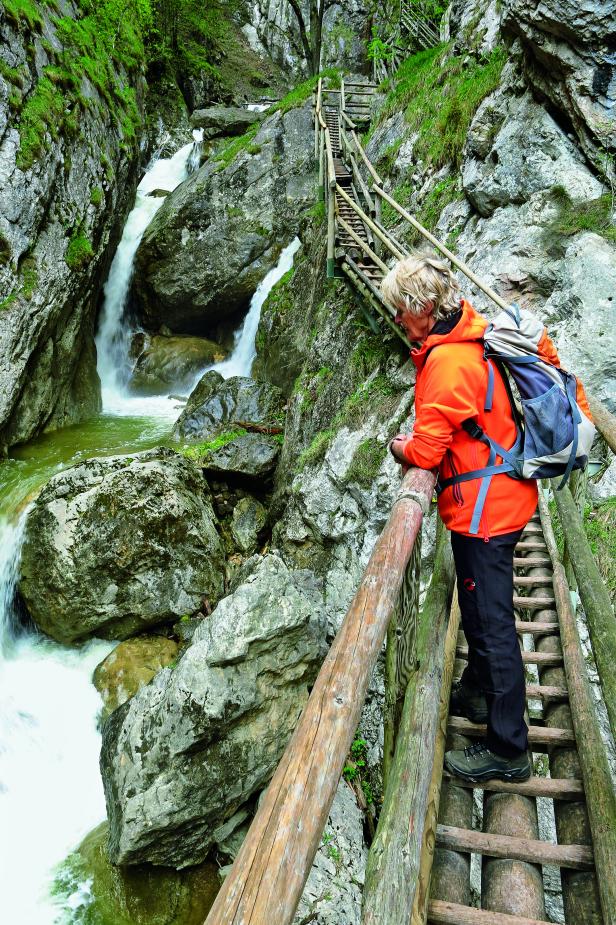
[93, 636, 180, 717]
[52, 822, 220, 925]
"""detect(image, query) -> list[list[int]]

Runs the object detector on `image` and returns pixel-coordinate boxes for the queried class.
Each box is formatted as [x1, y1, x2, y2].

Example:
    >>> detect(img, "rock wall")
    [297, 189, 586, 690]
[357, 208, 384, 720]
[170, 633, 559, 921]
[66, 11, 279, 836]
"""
[243, 0, 372, 75]
[0, 1, 146, 450]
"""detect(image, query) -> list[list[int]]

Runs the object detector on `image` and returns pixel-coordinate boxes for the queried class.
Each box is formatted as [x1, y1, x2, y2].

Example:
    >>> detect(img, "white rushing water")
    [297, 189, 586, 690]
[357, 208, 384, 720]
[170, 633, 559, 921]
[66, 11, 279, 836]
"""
[96, 129, 204, 419]
[0, 129, 301, 923]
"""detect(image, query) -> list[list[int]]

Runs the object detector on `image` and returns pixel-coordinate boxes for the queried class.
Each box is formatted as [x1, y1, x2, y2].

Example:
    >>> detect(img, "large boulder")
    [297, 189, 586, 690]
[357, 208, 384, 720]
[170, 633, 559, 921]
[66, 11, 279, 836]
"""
[19, 448, 225, 643]
[189, 105, 262, 139]
[131, 102, 314, 334]
[174, 371, 284, 442]
[100, 554, 326, 867]
[129, 333, 226, 395]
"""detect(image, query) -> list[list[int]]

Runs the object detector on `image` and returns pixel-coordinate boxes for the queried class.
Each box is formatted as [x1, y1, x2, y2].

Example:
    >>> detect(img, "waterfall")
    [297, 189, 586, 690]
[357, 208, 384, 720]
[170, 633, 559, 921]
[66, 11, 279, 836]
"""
[187, 127, 204, 173]
[95, 132, 202, 417]
[213, 237, 301, 379]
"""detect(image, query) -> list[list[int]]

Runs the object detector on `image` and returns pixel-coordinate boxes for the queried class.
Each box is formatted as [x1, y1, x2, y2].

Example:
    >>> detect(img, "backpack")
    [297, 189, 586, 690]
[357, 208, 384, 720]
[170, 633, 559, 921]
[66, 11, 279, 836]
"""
[437, 303, 596, 535]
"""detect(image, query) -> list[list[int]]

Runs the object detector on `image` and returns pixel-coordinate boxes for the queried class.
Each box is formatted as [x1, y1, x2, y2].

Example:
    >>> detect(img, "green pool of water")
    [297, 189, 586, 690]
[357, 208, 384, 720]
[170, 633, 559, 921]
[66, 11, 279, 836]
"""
[1, 413, 175, 519]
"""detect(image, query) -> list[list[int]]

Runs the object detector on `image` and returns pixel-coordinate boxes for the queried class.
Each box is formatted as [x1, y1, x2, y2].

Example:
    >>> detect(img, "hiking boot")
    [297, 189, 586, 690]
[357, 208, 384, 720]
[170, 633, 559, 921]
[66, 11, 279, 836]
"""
[450, 679, 489, 724]
[445, 742, 531, 783]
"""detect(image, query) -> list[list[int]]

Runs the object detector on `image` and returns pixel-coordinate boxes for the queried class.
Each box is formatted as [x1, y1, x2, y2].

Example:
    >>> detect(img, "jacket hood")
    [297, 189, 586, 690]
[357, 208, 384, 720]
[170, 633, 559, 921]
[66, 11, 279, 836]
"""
[411, 299, 488, 374]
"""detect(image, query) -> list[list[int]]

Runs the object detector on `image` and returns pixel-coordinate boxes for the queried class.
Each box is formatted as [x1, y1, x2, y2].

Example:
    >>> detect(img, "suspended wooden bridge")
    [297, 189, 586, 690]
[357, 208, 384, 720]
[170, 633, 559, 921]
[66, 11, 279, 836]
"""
[203, 76, 616, 925]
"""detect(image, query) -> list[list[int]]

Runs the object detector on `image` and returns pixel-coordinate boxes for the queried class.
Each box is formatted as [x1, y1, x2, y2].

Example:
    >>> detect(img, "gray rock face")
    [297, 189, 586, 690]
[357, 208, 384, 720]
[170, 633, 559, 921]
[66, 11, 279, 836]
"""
[463, 91, 604, 216]
[174, 372, 284, 442]
[202, 431, 281, 479]
[0, 3, 144, 450]
[19, 448, 225, 643]
[93, 636, 180, 717]
[129, 333, 227, 395]
[131, 103, 314, 334]
[231, 497, 268, 552]
[100, 554, 326, 867]
[501, 0, 616, 172]
[189, 105, 262, 138]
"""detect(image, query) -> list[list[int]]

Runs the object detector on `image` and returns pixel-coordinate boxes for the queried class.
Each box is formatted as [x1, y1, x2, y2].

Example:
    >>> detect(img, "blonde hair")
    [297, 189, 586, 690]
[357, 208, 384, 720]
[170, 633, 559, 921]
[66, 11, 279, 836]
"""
[381, 251, 461, 320]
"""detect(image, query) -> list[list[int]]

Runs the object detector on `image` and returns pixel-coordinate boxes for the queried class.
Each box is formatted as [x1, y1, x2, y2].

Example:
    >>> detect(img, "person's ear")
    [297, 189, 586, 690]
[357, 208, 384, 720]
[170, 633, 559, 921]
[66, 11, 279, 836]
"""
[420, 301, 434, 316]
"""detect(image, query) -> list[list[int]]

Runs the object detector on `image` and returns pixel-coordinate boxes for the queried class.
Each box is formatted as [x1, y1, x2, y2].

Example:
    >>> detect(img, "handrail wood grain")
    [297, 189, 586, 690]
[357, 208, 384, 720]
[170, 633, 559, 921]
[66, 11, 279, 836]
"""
[204, 468, 437, 925]
[587, 392, 616, 455]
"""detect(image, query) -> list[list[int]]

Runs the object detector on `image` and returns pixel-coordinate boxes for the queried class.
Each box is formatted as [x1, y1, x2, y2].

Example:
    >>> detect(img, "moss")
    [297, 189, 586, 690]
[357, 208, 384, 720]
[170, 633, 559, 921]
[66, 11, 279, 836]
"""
[214, 122, 260, 171]
[547, 187, 616, 244]
[0, 233, 12, 265]
[20, 257, 38, 299]
[344, 438, 387, 487]
[179, 429, 247, 461]
[298, 428, 336, 469]
[0, 60, 26, 87]
[2, 0, 44, 31]
[90, 186, 104, 206]
[15, 75, 66, 170]
[65, 230, 94, 270]
[340, 374, 399, 428]
[379, 44, 507, 168]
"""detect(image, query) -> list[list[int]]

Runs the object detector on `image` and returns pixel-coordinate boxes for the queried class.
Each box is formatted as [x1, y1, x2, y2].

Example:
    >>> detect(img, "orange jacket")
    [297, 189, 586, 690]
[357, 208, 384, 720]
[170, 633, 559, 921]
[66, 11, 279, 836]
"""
[398, 300, 538, 537]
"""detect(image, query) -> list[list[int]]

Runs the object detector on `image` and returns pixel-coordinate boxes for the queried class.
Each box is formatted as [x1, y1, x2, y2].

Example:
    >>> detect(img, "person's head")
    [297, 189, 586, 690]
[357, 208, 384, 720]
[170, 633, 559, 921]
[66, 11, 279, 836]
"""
[380, 251, 461, 343]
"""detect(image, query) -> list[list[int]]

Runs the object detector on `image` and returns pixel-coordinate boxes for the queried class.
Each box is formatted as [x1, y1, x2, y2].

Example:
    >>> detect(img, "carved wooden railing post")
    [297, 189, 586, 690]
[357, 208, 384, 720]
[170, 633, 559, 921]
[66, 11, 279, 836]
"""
[383, 533, 421, 791]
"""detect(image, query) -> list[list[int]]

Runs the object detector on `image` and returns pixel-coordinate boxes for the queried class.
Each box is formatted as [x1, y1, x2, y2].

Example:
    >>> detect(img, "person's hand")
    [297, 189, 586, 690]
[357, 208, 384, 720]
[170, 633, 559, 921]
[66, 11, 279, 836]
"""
[388, 434, 410, 469]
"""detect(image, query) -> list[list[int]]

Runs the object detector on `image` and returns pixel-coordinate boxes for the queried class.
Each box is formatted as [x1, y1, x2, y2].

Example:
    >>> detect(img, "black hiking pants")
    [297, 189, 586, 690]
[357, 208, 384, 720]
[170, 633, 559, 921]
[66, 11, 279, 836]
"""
[451, 528, 528, 757]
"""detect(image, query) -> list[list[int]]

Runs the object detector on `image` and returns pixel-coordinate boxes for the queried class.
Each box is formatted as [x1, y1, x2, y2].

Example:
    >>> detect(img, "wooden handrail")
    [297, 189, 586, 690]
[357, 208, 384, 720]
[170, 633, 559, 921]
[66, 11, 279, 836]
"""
[538, 488, 616, 924]
[204, 468, 436, 925]
[551, 481, 616, 739]
[587, 392, 616, 456]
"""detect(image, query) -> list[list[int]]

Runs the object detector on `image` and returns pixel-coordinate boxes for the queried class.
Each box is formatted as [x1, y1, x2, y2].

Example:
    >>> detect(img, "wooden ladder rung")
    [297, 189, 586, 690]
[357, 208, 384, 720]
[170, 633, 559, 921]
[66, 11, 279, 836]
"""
[457, 646, 562, 666]
[515, 621, 559, 634]
[513, 594, 556, 610]
[514, 576, 553, 586]
[442, 771, 584, 801]
[516, 541, 548, 551]
[513, 557, 551, 567]
[522, 523, 544, 534]
[435, 824, 594, 870]
[447, 715, 576, 746]
[525, 683, 568, 701]
[428, 898, 559, 925]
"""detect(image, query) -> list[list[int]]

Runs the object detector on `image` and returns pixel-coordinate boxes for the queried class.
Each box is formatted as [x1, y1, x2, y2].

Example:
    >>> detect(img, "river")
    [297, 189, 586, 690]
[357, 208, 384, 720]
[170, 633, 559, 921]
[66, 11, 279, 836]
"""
[0, 131, 300, 924]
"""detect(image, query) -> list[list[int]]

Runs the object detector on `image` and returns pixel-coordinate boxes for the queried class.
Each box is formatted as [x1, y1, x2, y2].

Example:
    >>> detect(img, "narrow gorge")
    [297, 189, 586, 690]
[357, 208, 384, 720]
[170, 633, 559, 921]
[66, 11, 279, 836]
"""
[0, 1, 614, 924]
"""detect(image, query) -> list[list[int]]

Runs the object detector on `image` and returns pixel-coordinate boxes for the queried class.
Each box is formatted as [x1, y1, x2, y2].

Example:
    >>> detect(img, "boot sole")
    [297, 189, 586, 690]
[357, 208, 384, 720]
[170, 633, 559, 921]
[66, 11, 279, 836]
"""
[444, 756, 531, 783]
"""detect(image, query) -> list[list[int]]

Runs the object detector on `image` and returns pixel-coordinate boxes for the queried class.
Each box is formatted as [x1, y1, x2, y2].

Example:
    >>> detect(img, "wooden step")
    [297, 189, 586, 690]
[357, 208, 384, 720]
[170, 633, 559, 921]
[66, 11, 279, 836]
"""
[447, 716, 575, 746]
[515, 621, 559, 635]
[513, 557, 551, 568]
[442, 771, 584, 801]
[525, 683, 568, 701]
[436, 824, 594, 870]
[457, 646, 562, 666]
[514, 576, 553, 587]
[522, 523, 544, 534]
[516, 540, 548, 551]
[428, 899, 559, 925]
[513, 594, 556, 610]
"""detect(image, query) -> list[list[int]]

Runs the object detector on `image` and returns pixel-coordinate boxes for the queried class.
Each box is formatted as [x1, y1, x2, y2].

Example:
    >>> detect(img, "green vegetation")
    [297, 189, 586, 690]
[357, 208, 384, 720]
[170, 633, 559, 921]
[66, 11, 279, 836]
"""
[298, 428, 336, 469]
[0, 59, 26, 87]
[382, 173, 463, 236]
[341, 374, 399, 429]
[3, 0, 44, 31]
[90, 187, 104, 206]
[345, 438, 387, 488]
[65, 230, 94, 270]
[583, 498, 616, 602]
[179, 429, 247, 462]
[214, 68, 340, 171]
[547, 186, 616, 244]
[1, 255, 39, 307]
[379, 43, 507, 168]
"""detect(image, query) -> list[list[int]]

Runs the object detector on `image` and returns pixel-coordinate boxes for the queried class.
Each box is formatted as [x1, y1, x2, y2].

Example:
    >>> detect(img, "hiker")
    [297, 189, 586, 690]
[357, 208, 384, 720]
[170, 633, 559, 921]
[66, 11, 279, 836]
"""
[381, 252, 593, 783]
